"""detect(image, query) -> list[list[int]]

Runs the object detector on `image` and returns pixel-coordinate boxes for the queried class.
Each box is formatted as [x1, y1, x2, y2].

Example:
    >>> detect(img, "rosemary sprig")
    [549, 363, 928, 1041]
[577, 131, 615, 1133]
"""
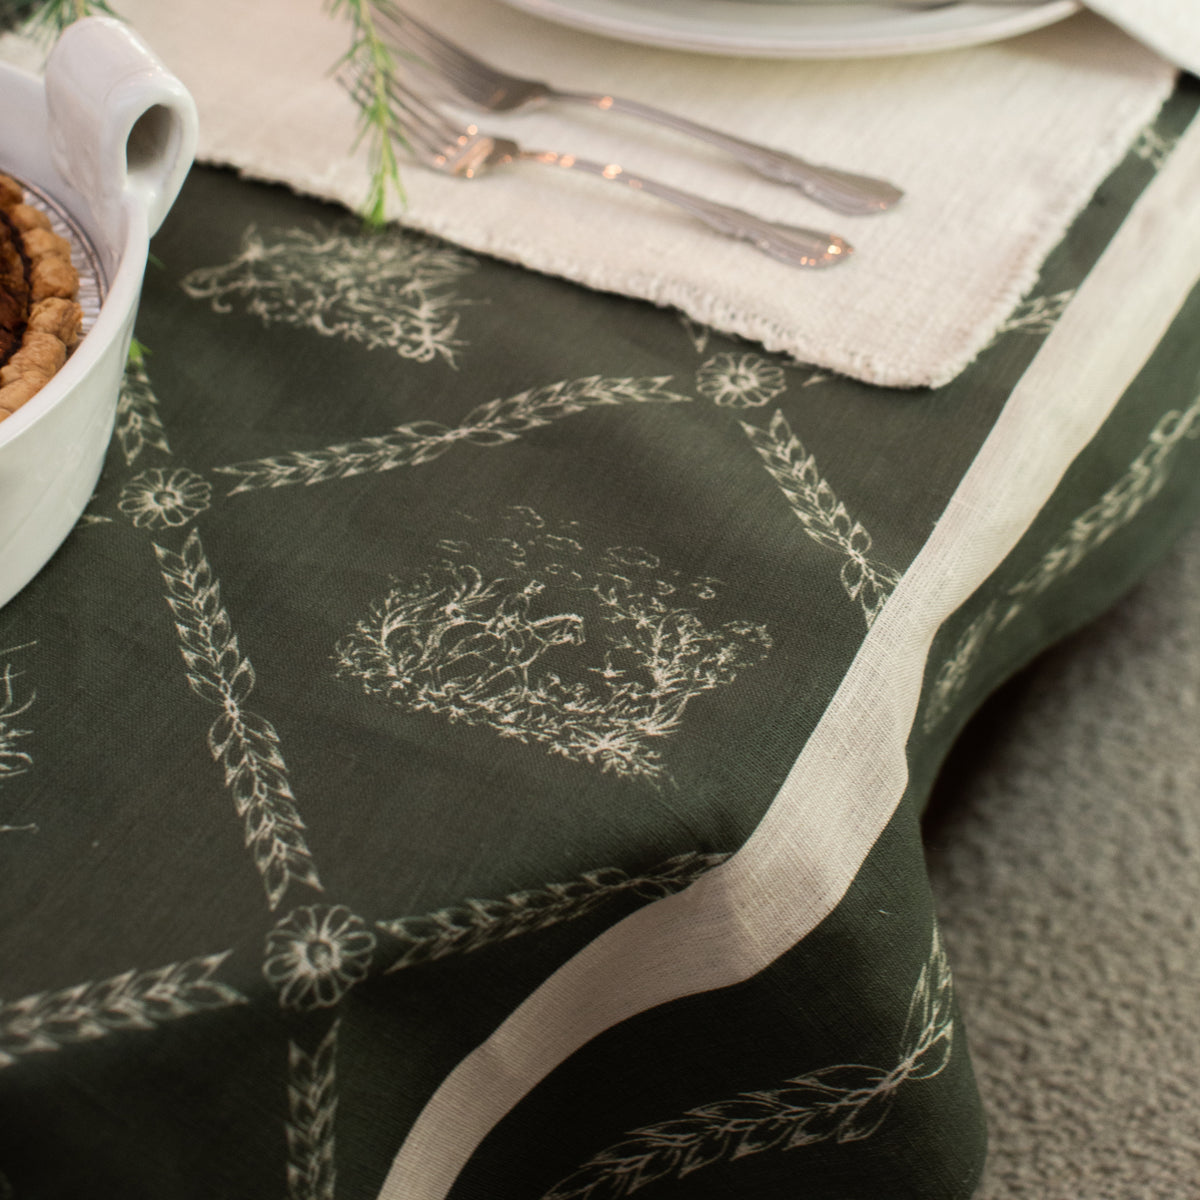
[328, 0, 407, 226]
[0, 0, 118, 35]
[8, 0, 408, 225]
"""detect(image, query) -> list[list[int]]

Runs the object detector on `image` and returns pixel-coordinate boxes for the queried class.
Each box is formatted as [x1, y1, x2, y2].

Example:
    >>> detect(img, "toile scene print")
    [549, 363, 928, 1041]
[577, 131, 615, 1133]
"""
[180, 223, 478, 367]
[336, 507, 773, 782]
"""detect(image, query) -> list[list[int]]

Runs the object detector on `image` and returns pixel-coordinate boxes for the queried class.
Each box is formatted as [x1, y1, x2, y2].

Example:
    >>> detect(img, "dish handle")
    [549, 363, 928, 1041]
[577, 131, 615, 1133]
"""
[44, 16, 198, 238]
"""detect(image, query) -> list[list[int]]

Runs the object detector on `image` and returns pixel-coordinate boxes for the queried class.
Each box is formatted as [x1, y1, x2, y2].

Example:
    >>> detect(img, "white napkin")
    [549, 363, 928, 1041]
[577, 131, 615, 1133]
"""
[2, 1, 1181, 388]
[1087, 0, 1200, 76]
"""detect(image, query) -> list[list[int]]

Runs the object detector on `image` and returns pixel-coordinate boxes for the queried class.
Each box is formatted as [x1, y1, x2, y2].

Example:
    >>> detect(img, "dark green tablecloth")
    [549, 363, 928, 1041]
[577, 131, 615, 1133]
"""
[1, 77, 1198, 1200]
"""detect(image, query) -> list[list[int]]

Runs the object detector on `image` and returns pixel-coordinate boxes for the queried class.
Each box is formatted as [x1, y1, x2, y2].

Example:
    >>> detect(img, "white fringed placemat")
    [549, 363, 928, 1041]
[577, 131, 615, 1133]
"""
[2, 0, 1181, 388]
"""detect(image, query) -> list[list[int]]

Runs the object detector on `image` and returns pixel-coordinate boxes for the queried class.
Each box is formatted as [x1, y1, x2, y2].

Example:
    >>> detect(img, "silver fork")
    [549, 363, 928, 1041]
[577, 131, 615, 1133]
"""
[370, 1, 902, 216]
[343, 71, 852, 270]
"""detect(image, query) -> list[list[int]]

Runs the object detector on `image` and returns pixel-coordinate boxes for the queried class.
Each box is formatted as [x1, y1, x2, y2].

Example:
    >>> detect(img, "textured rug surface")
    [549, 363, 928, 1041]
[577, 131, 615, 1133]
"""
[926, 515, 1200, 1199]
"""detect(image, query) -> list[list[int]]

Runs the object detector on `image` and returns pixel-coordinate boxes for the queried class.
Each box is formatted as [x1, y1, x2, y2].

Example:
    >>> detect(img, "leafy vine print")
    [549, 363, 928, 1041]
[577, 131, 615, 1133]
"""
[378, 852, 728, 971]
[1000, 394, 1200, 627]
[0, 648, 34, 786]
[286, 1020, 341, 1200]
[335, 508, 771, 782]
[214, 376, 691, 495]
[115, 351, 172, 466]
[993, 289, 1076, 340]
[922, 602, 997, 733]
[741, 409, 900, 627]
[542, 928, 955, 1199]
[925, 391, 1200, 728]
[0, 951, 245, 1069]
[154, 529, 323, 909]
[180, 224, 477, 367]
[1132, 124, 1179, 170]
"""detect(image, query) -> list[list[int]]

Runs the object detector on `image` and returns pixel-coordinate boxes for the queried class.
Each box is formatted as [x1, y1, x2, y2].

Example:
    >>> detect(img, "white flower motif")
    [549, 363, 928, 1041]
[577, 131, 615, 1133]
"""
[696, 353, 787, 408]
[263, 905, 377, 1010]
[118, 468, 212, 529]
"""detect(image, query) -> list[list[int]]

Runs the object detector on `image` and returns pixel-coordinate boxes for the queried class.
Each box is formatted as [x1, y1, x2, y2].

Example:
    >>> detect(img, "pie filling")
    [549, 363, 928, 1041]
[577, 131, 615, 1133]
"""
[0, 171, 84, 422]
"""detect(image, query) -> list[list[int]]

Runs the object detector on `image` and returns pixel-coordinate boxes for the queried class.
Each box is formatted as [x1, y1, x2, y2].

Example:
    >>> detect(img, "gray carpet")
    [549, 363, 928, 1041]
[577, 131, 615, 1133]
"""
[925, 515, 1200, 1200]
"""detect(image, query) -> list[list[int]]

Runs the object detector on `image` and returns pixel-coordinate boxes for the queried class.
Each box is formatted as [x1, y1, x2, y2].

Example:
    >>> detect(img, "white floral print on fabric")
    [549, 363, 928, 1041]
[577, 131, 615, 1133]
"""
[115, 355, 172, 466]
[286, 1020, 340, 1200]
[542, 928, 955, 1199]
[696, 352, 787, 409]
[180, 224, 477, 367]
[0, 952, 246, 1069]
[215, 376, 691, 495]
[0, 647, 34, 786]
[678, 314, 712, 355]
[264, 906, 376, 1011]
[336, 508, 772, 783]
[741, 410, 900, 628]
[926, 391, 1200, 728]
[378, 852, 728, 972]
[1001, 394, 1200, 628]
[993, 289, 1076, 340]
[154, 529, 323, 910]
[1133, 125, 1179, 170]
[922, 603, 998, 733]
[119, 468, 212, 529]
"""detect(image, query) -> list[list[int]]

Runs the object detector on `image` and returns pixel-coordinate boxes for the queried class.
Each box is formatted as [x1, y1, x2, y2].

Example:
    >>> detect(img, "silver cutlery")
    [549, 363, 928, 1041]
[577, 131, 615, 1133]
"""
[341, 70, 853, 269]
[370, 1, 902, 216]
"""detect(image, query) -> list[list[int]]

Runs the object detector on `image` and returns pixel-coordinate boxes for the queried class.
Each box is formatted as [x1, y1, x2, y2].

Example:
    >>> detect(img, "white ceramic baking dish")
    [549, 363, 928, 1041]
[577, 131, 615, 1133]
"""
[0, 17, 197, 607]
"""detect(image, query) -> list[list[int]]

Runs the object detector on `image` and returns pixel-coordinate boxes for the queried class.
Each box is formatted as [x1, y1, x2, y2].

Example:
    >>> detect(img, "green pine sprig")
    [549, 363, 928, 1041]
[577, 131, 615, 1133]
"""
[0, 0, 117, 36]
[8, 0, 408, 226]
[328, 0, 407, 226]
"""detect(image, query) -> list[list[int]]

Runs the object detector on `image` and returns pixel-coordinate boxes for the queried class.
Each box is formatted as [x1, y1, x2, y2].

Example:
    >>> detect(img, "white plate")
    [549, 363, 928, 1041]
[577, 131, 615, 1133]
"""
[494, 0, 1082, 58]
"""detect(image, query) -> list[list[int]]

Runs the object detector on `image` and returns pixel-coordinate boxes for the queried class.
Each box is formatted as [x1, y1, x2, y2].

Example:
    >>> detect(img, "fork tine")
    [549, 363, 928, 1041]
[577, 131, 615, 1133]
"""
[372, 3, 503, 103]
[387, 77, 463, 152]
[338, 57, 453, 161]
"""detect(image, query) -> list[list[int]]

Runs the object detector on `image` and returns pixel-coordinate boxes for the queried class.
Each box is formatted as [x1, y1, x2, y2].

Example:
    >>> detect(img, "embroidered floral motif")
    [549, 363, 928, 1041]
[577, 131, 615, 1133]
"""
[336, 509, 771, 783]
[696, 352, 787, 409]
[119, 468, 212, 529]
[264, 906, 376, 1010]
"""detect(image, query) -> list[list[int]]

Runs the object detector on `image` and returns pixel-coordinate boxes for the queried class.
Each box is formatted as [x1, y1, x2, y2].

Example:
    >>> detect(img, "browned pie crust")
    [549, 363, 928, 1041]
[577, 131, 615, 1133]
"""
[0, 171, 84, 422]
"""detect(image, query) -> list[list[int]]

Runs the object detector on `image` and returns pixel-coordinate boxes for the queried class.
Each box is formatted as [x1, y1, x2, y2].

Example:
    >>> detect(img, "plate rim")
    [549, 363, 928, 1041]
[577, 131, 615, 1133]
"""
[492, 0, 1083, 59]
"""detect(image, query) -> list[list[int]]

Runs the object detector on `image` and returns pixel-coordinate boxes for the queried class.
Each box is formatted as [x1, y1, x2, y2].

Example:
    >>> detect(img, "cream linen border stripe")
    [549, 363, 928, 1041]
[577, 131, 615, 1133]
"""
[375, 118, 1200, 1200]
